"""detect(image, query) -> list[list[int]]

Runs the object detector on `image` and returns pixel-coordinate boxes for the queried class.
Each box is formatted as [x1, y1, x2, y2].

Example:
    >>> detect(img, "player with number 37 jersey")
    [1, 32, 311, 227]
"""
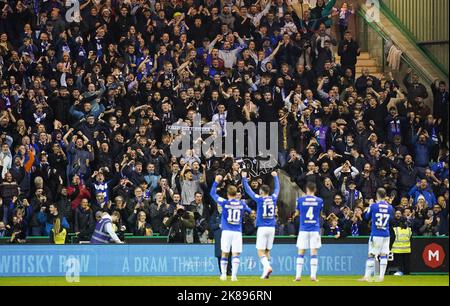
[361, 188, 394, 282]
[365, 200, 394, 238]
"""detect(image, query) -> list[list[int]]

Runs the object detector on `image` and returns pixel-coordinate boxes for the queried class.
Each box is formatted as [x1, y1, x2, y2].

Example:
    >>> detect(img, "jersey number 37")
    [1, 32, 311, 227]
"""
[375, 213, 390, 228]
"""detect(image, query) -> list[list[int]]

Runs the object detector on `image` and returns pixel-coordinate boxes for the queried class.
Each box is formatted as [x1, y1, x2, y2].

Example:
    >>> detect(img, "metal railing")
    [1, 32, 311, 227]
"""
[357, 8, 436, 85]
[378, 0, 448, 79]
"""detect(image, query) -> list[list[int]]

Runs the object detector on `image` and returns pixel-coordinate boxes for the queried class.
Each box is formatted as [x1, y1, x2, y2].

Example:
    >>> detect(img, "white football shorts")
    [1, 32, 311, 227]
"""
[368, 236, 390, 256]
[221, 230, 243, 253]
[256, 227, 276, 250]
[296, 231, 322, 250]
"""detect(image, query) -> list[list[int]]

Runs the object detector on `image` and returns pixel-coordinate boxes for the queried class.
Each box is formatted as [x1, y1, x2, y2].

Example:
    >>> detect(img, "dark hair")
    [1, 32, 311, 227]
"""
[376, 188, 387, 199]
[260, 184, 270, 195]
[306, 182, 317, 194]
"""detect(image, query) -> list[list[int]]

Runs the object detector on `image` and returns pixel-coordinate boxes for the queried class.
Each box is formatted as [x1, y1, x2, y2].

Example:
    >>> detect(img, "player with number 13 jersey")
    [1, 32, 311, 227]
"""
[242, 171, 280, 279]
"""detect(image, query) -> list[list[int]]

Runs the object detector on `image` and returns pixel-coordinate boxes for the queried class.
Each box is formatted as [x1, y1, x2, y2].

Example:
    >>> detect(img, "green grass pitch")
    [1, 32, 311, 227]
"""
[0, 275, 448, 286]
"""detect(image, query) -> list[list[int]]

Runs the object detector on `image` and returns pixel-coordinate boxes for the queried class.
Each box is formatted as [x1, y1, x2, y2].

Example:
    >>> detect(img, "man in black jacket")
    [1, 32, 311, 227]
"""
[165, 204, 195, 243]
[149, 192, 172, 234]
[403, 69, 428, 102]
[431, 80, 449, 142]
[56, 186, 73, 231]
[338, 31, 360, 77]
[388, 155, 419, 197]
[74, 198, 95, 242]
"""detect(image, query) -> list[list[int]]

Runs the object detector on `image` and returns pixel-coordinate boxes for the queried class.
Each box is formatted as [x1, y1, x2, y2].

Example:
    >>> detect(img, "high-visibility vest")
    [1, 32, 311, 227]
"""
[52, 228, 67, 245]
[392, 227, 412, 253]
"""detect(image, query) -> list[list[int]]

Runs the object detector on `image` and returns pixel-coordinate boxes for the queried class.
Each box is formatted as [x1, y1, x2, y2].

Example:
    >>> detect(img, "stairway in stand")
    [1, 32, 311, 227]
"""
[335, 51, 384, 80]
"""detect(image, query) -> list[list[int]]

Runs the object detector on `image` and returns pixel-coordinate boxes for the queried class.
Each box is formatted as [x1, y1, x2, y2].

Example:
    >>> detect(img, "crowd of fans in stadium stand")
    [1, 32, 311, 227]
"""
[0, 0, 448, 244]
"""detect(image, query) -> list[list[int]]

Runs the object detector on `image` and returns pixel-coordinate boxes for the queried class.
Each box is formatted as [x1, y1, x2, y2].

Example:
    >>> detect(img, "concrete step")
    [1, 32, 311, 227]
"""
[355, 66, 379, 73]
[358, 2, 447, 85]
[337, 58, 378, 67]
[354, 59, 378, 67]
[335, 52, 371, 61]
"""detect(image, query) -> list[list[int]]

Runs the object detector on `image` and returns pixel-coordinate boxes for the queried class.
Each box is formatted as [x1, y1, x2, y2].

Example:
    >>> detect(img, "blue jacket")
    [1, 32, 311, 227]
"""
[37, 212, 70, 236]
[412, 136, 433, 167]
[431, 162, 449, 181]
[408, 185, 437, 208]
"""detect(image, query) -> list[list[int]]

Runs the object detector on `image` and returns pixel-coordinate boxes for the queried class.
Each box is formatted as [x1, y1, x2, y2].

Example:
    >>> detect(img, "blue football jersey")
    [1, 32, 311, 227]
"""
[242, 176, 280, 228]
[365, 201, 394, 237]
[210, 181, 251, 232]
[297, 195, 324, 232]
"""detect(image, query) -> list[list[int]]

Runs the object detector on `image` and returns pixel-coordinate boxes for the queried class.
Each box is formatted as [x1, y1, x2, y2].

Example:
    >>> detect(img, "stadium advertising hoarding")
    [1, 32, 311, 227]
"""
[0, 243, 367, 277]
[410, 238, 448, 273]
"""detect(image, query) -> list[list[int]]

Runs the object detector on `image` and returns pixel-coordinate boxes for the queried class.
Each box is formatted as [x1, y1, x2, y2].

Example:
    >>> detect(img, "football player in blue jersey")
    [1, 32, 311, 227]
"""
[294, 182, 324, 282]
[242, 171, 280, 279]
[210, 175, 252, 281]
[360, 188, 394, 282]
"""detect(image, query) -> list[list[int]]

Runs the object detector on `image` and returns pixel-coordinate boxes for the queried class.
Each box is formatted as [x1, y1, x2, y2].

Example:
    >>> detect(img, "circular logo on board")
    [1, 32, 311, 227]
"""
[422, 243, 445, 269]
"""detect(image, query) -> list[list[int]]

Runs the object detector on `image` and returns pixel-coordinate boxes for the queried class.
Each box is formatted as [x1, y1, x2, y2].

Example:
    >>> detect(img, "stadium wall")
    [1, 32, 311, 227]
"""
[0, 238, 447, 277]
[382, 0, 449, 74]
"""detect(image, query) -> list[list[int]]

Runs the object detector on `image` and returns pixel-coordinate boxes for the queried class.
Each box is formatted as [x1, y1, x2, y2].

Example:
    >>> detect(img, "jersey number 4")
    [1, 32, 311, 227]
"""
[375, 213, 390, 228]
[306, 207, 314, 220]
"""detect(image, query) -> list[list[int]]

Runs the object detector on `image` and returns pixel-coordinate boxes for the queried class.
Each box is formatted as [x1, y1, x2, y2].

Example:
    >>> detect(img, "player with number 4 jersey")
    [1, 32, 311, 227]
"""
[295, 182, 324, 282]
[361, 188, 394, 282]
[242, 171, 280, 279]
[210, 175, 251, 282]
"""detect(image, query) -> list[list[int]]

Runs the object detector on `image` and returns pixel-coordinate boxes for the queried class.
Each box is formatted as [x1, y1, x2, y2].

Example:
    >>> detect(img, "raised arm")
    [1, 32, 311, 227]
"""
[266, 40, 283, 61]
[271, 171, 280, 197]
[210, 175, 226, 206]
[241, 172, 258, 201]
[350, 166, 360, 178]
[207, 35, 222, 53]
[333, 165, 343, 178]
[179, 162, 189, 180]
[176, 59, 191, 74]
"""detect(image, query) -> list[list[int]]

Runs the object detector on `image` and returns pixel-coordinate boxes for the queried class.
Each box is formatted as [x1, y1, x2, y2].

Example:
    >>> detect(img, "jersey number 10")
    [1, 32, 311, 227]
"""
[227, 209, 241, 224]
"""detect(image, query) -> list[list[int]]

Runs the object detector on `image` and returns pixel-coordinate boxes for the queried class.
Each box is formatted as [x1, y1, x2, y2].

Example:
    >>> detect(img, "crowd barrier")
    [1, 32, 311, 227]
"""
[0, 237, 447, 277]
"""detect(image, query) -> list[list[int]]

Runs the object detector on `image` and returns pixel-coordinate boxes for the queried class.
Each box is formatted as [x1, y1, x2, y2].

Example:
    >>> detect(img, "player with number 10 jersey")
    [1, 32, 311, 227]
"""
[210, 175, 251, 281]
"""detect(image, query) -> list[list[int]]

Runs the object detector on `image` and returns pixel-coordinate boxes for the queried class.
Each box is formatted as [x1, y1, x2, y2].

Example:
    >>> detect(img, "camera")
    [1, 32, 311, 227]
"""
[176, 208, 188, 218]
[196, 218, 208, 234]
